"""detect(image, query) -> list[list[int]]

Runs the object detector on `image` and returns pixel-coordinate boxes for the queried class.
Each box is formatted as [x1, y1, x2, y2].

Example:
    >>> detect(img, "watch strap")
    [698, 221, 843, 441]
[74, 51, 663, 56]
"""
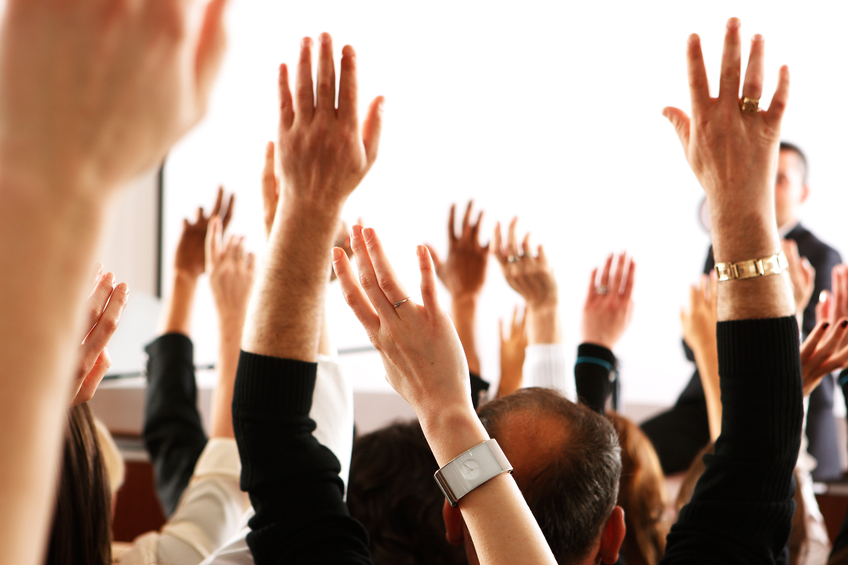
[434, 439, 513, 508]
[715, 250, 788, 281]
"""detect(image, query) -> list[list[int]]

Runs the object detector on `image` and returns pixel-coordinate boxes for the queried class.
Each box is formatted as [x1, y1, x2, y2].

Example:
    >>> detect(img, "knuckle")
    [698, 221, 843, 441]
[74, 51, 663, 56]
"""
[99, 317, 119, 335]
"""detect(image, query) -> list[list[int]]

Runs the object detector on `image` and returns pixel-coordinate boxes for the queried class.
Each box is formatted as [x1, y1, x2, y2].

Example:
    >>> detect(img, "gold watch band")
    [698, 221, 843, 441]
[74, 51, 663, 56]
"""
[715, 251, 789, 281]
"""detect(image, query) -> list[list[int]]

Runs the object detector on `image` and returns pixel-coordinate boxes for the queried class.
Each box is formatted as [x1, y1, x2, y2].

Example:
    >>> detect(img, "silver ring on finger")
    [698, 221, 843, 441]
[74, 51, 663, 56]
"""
[507, 255, 520, 263]
[393, 297, 410, 308]
[595, 285, 609, 295]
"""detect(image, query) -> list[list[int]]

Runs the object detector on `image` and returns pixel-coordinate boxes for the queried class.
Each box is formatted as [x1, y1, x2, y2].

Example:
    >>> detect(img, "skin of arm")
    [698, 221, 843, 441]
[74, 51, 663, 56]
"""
[0, 2, 228, 564]
[241, 34, 383, 361]
[206, 217, 255, 439]
[681, 274, 721, 442]
[492, 219, 561, 345]
[427, 201, 489, 375]
[334, 227, 557, 565]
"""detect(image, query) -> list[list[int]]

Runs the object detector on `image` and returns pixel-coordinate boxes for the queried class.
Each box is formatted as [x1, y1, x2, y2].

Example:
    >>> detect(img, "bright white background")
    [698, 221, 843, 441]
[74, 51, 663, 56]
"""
[163, 0, 848, 410]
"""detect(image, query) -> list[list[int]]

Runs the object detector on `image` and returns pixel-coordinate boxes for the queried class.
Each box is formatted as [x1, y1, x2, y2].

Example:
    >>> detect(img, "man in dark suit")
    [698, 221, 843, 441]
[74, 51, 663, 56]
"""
[642, 142, 843, 480]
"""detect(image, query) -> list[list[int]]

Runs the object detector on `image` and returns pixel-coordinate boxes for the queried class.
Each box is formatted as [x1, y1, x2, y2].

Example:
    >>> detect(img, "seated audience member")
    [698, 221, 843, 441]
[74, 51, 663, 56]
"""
[47, 270, 129, 565]
[657, 18, 802, 562]
[231, 33, 562, 564]
[120, 200, 254, 564]
[492, 218, 576, 402]
[347, 420, 466, 565]
[643, 137, 843, 478]
[0, 2, 228, 563]
[427, 201, 492, 406]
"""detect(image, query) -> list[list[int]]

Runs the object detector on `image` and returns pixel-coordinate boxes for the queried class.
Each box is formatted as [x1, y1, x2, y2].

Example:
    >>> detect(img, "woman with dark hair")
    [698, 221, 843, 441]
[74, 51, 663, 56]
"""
[606, 412, 669, 565]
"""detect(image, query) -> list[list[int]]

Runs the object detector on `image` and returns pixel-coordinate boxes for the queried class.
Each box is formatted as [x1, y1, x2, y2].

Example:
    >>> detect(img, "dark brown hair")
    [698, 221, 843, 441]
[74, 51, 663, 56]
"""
[477, 388, 621, 565]
[606, 411, 669, 565]
[347, 420, 465, 565]
[46, 402, 112, 565]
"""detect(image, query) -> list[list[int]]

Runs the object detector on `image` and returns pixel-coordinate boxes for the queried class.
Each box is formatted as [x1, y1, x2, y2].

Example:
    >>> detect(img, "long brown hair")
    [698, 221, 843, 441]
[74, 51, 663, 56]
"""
[46, 402, 112, 565]
[606, 411, 669, 565]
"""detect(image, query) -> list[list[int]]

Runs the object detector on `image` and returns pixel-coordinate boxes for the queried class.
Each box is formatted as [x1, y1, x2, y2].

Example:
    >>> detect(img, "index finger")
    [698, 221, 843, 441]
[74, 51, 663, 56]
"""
[448, 204, 457, 243]
[686, 34, 711, 118]
[461, 201, 474, 240]
[221, 192, 235, 229]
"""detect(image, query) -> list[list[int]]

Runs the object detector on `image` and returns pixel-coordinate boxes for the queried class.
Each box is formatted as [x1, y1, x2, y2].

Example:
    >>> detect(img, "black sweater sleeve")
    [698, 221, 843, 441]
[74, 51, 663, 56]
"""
[661, 317, 803, 564]
[574, 343, 617, 414]
[143, 333, 208, 517]
[232, 351, 373, 565]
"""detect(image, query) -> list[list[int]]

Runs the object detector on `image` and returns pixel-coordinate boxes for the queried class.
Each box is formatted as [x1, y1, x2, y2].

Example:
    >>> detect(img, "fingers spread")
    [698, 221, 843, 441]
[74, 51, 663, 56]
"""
[506, 217, 520, 258]
[316, 33, 336, 113]
[741, 34, 765, 103]
[337, 45, 359, 125]
[600, 254, 613, 287]
[333, 247, 380, 335]
[350, 225, 394, 316]
[279, 64, 295, 130]
[206, 216, 222, 269]
[612, 253, 626, 294]
[448, 203, 457, 243]
[623, 260, 636, 301]
[686, 34, 710, 116]
[662, 107, 692, 152]
[222, 191, 235, 229]
[363, 227, 409, 308]
[461, 201, 474, 239]
[362, 96, 384, 167]
[295, 37, 315, 121]
[586, 267, 599, 301]
[84, 272, 117, 337]
[718, 18, 742, 104]
[764, 65, 790, 130]
[418, 245, 440, 312]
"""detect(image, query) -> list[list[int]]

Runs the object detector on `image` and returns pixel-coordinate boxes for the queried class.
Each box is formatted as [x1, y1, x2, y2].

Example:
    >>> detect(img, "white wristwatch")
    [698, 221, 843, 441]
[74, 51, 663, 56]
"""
[434, 439, 513, 507]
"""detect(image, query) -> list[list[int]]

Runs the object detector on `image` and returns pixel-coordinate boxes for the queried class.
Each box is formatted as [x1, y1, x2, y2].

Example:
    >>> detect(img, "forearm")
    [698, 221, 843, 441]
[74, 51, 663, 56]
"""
[527, 304, 562, 344]
[0, 181, 111, 565]
[209, 317, 244, 439]
[419, 409, 557, 565]
[242, 202, 338, 361]
[691, 343, 721, 442]
[451, 296, 481, 375]
[158, 272, 198, 336]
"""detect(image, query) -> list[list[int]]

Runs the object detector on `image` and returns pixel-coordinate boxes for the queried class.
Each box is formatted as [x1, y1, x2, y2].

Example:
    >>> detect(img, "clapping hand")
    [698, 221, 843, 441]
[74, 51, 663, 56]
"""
[175, 186, 234, 279]
[582, 253, 636, 351]
[427, 202, 489, 301]
[73, 266, 129, 406]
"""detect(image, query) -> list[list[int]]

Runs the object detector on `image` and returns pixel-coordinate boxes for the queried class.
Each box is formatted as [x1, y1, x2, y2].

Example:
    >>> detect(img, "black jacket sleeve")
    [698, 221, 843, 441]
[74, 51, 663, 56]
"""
[233, 351, 373, 565]
[661, 317, 803, 564]
[143, 333, 208, 517]
[574, 343, 617, 415]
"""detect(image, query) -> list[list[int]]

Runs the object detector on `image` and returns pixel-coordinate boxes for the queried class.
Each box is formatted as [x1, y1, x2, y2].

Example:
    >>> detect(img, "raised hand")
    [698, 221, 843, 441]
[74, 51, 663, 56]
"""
[205, 218, 255, 328]
[74, 266, 129, 406]
[582, 253, 636, 350]
[174, 187, 234, 279]
[492, 218, 557, 309]
[498, 306, 527, 397]
[261, 141, 280, 238]
[801, 319, 848, 397]
[817, 264, 848, 326]
[427, 202, 489, 300]
[782, 239, 815, 321]
[0, 0, 230, 195]
[276, 34, 384, 215]
[664, 18, 793, 321]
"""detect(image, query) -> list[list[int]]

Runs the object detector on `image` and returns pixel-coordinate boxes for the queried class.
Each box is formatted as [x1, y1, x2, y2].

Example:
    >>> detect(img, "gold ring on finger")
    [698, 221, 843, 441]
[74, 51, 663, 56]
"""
[740, 96, 760, 113]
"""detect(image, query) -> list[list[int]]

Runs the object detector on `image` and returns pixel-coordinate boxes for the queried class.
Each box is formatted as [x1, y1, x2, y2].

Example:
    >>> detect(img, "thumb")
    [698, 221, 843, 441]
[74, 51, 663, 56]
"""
[362, 96, 385, 168]
[662, 107, 691, 154]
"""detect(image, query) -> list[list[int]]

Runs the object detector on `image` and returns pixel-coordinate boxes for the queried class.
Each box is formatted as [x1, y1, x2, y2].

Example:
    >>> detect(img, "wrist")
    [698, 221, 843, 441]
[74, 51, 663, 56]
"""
[419, 405, 489, 467]
[172, 270, 200, 287]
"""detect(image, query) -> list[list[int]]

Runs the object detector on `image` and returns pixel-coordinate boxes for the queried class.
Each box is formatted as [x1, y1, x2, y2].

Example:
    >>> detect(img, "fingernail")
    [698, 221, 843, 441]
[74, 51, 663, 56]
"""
[823, 323, 830, 330]
[841, 320, 847, 329]
[752, 34, 763, 42]
[820, 290, 828, 303]
[332, 247, 342, 261]
[103, 272, 116, 285]
[727, 18, 740, 31]
[351, 225, 362, 239]
[362, 227, 374, 242]
[320, 33, 331, 45]
[301, 37, 312, 48]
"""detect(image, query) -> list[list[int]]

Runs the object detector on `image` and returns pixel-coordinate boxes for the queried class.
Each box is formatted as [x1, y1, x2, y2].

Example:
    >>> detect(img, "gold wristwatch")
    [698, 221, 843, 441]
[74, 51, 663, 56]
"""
[714, 250, 788, 281]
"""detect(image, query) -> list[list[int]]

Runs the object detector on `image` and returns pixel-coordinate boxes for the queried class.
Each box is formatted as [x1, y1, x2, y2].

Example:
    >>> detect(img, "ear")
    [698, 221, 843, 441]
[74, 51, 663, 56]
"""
[442, 500, 465, 546]
[801, 183, 810, 204]
[598, 506, 626, 565]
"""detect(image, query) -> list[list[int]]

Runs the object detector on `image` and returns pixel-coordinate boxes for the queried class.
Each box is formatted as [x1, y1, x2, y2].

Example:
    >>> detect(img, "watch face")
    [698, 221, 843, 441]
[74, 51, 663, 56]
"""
[462, 459, 482, 480]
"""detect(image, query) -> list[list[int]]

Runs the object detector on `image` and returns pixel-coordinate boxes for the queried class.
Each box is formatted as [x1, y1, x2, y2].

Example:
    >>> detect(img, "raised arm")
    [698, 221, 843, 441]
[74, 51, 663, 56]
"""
[492, 220, 572, 400]
[0, 2, 227, 563]
[660, 19, 801, 563]
[334, 227, 557, 565]
[233, 33, 382, 564]
[577, 253, 635, 413]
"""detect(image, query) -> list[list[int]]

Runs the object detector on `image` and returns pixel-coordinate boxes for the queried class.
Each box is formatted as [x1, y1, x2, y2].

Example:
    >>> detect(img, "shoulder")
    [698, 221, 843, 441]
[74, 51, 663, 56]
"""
[792, 224, 841, 265]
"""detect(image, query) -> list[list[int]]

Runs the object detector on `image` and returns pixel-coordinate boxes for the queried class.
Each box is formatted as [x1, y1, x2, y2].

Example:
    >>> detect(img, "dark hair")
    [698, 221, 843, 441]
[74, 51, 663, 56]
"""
[606, 411, 668, 565]
[477, 388, 621, 565]
[347, 420, 466, 565]
[46, 402, 112, 565]
[780, 141, 809, 184]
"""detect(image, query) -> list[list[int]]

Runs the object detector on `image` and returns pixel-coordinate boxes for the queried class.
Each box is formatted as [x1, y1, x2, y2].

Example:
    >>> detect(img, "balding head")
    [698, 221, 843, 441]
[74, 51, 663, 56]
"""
[476, 388, 622, 565]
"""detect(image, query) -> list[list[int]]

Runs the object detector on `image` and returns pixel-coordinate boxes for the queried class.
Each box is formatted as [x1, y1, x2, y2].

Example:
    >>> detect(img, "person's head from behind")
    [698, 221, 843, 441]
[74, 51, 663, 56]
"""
[606, 411, 668, 565]
[347, 420, 466, 565]
[47, 402, 112, 565]
[442, 388, 625, 565]
[775, 141, 810, 230]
